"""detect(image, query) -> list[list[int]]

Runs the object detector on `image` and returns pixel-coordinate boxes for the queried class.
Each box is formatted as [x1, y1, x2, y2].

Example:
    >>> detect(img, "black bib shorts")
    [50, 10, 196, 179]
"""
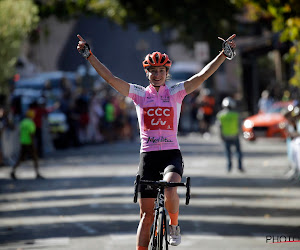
[137, 149, 184, 198]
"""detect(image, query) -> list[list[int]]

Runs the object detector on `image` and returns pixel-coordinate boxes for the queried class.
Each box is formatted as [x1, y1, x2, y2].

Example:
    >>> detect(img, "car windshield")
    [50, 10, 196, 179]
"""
[15, 79, 44, 90]
[170, 72, 195, 80]
[266, 102, 290, 114]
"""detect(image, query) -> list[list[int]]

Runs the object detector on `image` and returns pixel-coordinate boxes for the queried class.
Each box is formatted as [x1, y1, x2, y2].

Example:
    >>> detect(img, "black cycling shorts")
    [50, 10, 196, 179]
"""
[137, 149, 184, 198]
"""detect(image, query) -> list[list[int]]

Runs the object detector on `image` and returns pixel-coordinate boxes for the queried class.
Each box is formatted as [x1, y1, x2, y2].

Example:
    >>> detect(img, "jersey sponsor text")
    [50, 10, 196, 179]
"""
[143, 107, 174, 130]
[146, 136, 174, 143]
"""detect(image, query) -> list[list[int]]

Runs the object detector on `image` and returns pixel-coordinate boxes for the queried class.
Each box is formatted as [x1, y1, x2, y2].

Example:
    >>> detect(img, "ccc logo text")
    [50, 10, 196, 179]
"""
[146, 108, 171, 117]
[143, 107, 174, 130]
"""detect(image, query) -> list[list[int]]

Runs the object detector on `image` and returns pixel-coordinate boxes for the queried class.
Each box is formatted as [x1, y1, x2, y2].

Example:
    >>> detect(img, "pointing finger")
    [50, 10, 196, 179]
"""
[77, 34, 86, 42]
[227, 34, 236, 41]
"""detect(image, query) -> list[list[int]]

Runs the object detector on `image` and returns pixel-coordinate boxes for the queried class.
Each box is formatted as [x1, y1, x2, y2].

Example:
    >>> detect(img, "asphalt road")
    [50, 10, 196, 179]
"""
[1, 132, 300, 250]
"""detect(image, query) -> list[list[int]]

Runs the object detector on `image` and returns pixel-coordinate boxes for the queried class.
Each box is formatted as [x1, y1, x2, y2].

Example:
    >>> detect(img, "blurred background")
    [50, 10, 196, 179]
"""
[1, 1, 300, 249]
[0, 0, 299, 162]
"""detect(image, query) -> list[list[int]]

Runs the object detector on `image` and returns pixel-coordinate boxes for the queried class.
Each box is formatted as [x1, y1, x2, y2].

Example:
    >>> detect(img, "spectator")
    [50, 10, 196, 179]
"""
[217, 97, 244, 173]
[258, 90, 273, 113]
[10, 109, 44, 180]
[282, 90, 291, 102]
[30, 98, 58, 157]
[75, 88, 90, 144]
[190, 90, 200, 132]
[197, 88, 215, 135]
[289, 106, 300, 178]
[283, 104, 298, 177]
[103, 96, 116, 142]
[43, 80, 56, 106]
[87, 92, 104, 143]
[67, 100, 81, 147]
[0, 106, 15, 166]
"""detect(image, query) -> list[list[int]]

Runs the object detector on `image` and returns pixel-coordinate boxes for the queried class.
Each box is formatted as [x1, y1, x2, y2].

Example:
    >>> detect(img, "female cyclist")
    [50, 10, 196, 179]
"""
[77, 33, 236, 250]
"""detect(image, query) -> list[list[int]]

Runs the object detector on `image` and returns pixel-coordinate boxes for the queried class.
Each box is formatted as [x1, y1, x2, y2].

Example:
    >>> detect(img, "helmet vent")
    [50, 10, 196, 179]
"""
[149, 56, 154, 64]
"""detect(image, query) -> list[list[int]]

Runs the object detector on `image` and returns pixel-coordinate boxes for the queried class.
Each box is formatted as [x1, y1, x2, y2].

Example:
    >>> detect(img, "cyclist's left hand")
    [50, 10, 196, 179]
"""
[218, 34, 236, 49]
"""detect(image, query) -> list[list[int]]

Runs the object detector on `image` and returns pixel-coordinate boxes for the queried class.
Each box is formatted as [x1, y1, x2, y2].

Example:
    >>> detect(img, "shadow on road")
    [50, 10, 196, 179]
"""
[1, 139, 300, 245]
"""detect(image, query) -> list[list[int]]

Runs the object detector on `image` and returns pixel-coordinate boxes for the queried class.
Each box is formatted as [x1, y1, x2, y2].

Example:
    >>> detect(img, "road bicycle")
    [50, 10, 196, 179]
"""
[133, 174, 191, 250]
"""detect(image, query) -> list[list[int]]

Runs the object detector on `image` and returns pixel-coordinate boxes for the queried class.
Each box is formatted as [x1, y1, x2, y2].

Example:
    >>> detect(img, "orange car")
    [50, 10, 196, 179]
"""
[242, 101, 292, 141]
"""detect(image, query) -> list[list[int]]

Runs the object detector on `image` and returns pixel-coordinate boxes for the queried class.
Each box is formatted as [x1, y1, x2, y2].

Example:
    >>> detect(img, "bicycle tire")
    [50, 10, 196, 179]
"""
[157, 209, 168, 250]
[163, 211, 168, 250]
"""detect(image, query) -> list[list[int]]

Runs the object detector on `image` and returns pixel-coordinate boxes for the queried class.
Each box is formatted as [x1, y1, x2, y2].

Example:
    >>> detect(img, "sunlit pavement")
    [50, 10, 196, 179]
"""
[1, 132, 300, 250]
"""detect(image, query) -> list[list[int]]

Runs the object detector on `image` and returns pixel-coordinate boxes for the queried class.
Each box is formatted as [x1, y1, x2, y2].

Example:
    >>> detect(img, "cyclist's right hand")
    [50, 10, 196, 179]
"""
[77, 34, 93, 60]
[77, 34, 86, 51]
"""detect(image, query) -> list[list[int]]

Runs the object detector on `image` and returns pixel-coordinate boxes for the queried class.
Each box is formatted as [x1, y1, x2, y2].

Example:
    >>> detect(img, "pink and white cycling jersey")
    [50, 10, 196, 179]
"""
[128, 82, 187, 152]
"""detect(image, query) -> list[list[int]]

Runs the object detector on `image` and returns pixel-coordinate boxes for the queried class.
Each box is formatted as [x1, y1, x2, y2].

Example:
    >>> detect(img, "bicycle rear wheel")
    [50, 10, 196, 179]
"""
[157, 209, 168, 250]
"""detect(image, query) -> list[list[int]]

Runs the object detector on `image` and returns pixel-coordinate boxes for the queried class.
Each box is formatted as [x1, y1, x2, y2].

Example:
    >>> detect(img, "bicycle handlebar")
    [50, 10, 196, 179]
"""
[140, 179, 186, 187]
[133, 175, 191, 205]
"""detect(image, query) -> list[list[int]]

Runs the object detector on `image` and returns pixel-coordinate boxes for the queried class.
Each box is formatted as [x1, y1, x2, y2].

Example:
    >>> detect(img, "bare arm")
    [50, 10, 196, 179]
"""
[77, 34, 130, 96]
[184, 34, 236, 95]
[184, 52, 226, 94]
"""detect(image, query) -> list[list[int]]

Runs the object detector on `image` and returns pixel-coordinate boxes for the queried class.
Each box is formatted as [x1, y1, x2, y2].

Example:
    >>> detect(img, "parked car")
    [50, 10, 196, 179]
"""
[242, 101, 293, 141]
[13, 71, 77, 102]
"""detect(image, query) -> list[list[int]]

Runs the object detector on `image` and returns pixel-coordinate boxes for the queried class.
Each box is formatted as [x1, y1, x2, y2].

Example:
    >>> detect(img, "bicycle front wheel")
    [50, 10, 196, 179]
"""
[157, 209, 168, 250]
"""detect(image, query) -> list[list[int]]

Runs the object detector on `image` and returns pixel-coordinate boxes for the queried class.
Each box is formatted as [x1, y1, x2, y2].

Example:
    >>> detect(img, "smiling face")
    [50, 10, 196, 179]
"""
[147, 66, 168, 88]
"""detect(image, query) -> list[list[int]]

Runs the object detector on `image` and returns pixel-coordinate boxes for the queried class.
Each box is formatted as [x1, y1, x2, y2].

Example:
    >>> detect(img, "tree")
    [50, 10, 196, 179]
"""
[0, 0, 237, 96]
[0, 0, 39, 94]
[232, 0, 300, 87]
[33, 0, 237, 50]
[118, 0, 238, 48]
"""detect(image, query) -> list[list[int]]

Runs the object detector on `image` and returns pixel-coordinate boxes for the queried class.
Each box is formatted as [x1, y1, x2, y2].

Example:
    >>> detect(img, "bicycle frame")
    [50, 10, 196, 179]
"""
[150, 182, 168, 250]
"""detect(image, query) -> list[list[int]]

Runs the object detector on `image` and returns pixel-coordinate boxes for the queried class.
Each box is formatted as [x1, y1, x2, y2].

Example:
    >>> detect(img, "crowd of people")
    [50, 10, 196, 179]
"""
[1, 71, 300, 179]
[0, 75, 141, 165]
[0, 74, 226, 162]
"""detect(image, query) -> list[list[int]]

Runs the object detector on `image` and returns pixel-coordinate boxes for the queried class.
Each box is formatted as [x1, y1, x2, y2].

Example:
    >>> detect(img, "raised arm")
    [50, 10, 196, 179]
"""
[77, 34, 130, 96]
[184, 34, 236, 95]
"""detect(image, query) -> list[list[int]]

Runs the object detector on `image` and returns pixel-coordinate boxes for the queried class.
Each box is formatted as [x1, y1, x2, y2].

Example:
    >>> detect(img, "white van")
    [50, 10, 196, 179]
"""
[167, 61, 203, 86]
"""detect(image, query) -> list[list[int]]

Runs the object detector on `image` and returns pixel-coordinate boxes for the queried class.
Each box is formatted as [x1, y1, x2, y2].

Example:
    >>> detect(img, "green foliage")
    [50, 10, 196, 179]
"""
[0, 0, 237, 96]
[34, 0, 237, 49]
[0, 0, 39, 94]
[232, 0, 300, 87]
[118, 0, 238, 48]
[35, 0, 127, 23]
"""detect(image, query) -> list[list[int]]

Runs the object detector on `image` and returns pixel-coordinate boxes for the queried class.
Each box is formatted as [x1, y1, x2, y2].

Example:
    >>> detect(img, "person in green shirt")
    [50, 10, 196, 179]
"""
[217, 97, 244, 172]
[10, 109, 44, 180]
[103, 97, 116, 142]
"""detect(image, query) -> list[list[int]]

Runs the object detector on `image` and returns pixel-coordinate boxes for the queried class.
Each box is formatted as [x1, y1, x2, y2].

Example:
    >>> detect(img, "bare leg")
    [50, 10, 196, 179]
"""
[136, 198, 155, 248]
[164, 172, 181, 214]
